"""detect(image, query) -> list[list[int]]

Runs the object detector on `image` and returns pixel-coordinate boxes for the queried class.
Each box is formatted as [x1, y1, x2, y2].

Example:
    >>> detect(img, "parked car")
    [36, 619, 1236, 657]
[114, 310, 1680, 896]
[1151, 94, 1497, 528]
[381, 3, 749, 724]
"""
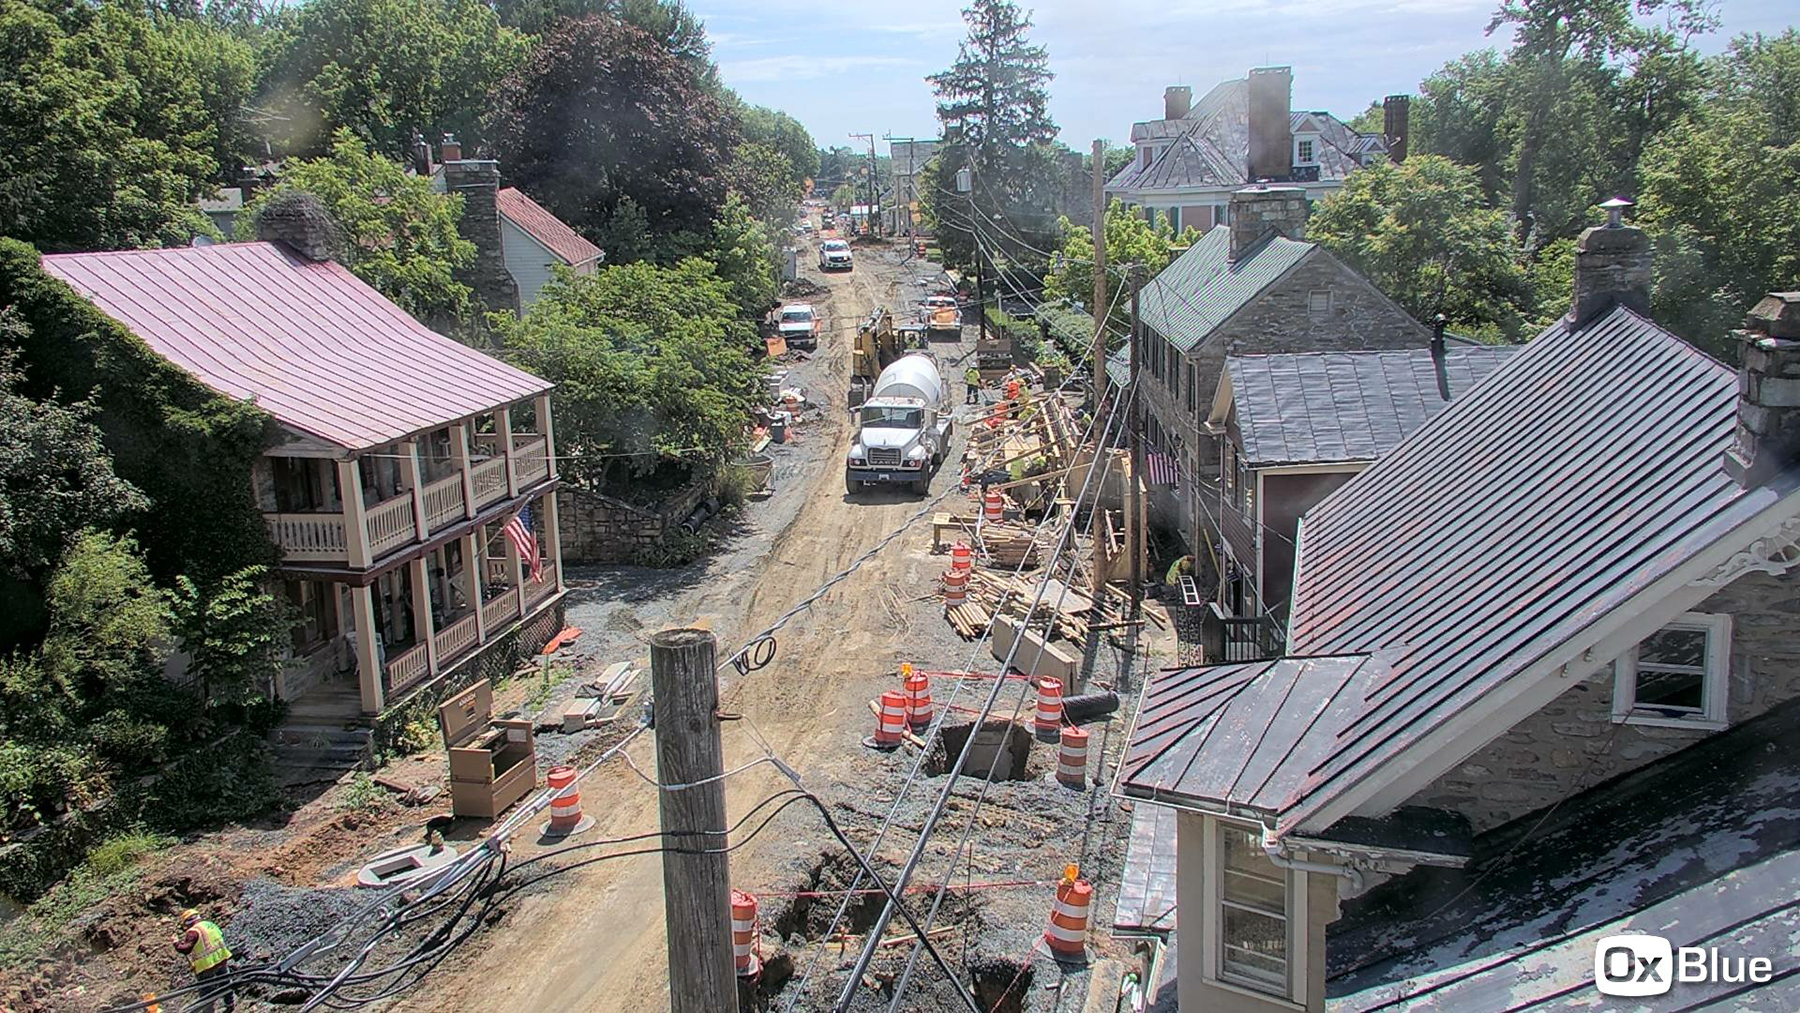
[776, 303, 821, 349]
[819, 240, 853, 271]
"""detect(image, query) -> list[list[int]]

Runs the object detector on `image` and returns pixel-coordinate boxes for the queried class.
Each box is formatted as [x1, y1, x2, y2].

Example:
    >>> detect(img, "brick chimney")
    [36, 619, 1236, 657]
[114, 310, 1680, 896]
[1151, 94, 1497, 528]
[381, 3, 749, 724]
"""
[441, 153, 519, 316]
[1246, 66, 1293, 182]
[1570, 198, 1651, 329]
[255, 191, 339, 262]
[1229, 185, 1306, 262]
[1725, 292, 1800, 487]
[439, 133, 463, 162]
[1382, 95, 1410, 163]
[1165, 85, 1192, 120]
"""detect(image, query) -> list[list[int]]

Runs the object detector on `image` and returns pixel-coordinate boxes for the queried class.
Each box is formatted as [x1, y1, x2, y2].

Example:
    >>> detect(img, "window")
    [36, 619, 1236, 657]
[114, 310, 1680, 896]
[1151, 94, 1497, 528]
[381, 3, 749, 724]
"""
[1219, 824, 1289, 995]
[1307, 289, 1332, 317]
[1295, 138, 1315, 164]
[1612, 613, 1731, 729]
[1186, 363, 1197, 412]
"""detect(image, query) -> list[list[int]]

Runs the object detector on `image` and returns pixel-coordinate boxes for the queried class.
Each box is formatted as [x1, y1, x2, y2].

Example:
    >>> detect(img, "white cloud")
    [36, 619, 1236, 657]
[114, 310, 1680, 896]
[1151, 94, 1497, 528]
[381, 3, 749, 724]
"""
[718, 55, 919, 84]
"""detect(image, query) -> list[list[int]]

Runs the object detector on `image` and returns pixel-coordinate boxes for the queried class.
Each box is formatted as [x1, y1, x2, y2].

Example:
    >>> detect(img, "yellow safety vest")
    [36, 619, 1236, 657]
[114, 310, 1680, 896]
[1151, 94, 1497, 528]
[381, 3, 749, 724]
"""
[189, 921, 231, 973]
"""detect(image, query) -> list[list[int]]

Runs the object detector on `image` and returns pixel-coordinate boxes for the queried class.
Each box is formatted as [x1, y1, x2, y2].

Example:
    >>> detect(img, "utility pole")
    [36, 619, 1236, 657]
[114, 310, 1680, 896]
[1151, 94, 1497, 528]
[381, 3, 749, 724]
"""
[650, 628, 736, 1013]
[1127, 265, 1145, 611]
[1091, 139, 1108, 405]
[850, 132, 877, 236]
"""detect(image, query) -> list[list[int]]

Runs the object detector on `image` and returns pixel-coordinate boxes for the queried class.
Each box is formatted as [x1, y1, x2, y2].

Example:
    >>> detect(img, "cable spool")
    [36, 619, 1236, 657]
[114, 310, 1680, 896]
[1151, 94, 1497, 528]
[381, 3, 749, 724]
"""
[540, 764, 594, 839]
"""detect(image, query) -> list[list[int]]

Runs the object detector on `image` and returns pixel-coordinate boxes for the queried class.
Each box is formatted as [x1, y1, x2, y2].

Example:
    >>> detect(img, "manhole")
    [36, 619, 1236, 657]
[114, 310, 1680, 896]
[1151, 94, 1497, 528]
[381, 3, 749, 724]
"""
[925, 719, 1033, 781]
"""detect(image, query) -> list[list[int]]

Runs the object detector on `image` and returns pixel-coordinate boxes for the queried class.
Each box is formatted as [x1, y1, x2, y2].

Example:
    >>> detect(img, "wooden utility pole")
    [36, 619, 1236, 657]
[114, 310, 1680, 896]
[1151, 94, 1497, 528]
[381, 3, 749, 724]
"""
[1091, 139, 1108, 403]
[650, 628, 736, 1013]
[1127, 265, 1145, 609]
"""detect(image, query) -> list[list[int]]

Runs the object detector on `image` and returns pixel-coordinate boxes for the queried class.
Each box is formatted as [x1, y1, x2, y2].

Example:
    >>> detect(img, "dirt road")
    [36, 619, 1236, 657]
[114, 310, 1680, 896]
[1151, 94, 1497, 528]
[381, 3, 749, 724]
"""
[398, 244, 973, 1012]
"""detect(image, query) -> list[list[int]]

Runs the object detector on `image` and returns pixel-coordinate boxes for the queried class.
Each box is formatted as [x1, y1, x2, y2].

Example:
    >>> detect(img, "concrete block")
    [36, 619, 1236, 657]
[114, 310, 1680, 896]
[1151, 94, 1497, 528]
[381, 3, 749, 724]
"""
[992, 616, 1079, 682]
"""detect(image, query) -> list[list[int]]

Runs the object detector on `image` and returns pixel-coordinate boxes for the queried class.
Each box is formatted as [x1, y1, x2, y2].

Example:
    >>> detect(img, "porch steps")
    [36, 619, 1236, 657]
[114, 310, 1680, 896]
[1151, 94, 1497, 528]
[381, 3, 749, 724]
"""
[269, 698, 375, 788]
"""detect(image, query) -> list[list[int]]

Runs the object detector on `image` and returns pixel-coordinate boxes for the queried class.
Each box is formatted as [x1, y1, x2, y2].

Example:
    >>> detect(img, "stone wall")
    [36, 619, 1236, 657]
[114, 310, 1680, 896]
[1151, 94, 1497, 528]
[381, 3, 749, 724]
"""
[1405, 568, 1800, 833]
[556, 482, 711, 564]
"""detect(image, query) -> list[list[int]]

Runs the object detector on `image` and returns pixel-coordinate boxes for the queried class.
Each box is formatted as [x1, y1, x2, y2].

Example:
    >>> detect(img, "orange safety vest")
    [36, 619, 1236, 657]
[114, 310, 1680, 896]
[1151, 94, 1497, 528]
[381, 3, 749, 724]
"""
[188, 921, 231, 973]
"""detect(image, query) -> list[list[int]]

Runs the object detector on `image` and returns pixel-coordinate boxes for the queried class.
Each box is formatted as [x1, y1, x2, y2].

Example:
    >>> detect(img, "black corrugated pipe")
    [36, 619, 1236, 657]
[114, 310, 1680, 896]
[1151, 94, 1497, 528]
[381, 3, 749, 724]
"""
[1062, 690, 1121, 723]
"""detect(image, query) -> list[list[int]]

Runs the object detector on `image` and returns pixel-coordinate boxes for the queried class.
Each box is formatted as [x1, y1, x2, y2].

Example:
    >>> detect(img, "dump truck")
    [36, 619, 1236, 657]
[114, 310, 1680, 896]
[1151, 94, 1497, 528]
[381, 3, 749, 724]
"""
[846, 353, 954, 496]
[923, 294, 962, 338]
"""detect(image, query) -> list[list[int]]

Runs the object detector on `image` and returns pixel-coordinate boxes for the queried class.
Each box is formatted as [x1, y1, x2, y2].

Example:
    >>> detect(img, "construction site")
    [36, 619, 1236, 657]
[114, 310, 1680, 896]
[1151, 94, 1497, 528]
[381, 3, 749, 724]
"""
[3, 237, 1178, 1013]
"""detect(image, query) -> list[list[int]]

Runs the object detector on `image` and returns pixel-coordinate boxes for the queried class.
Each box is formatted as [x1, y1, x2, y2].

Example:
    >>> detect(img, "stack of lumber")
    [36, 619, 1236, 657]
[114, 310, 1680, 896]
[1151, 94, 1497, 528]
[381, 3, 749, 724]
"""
[944, 569, 1093, 641]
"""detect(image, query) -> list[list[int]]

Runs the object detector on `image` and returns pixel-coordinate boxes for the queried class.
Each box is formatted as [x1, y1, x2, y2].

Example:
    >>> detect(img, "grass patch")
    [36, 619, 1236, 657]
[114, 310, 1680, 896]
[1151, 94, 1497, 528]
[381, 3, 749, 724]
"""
[524, 665, 575, 713]
[0, 830, 173, 969]
[335, 773, 388, 813]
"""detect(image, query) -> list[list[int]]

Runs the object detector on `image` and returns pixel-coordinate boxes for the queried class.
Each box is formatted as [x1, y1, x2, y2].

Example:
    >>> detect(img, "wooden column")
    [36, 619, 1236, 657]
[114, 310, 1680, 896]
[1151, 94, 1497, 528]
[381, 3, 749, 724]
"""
[401, 440, 429, 540]
[649, 629, 736, 1013]
[535, 393, 558, 480]
[464, 530, 487, 642]
[350, 584, 384, 714]
[498, 405, 519, 498]
[542, 492, 565, 592]
[410, 556, 439, 677]
[338, 459, 372, 569]
[505, 522, 525, 615]
[453, 421, 477, 519]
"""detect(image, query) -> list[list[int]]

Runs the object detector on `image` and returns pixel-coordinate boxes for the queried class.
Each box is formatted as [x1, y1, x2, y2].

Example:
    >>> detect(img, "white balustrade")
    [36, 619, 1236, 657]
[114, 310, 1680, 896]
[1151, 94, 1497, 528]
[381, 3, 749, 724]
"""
[471, 457, 508, 508]
[423, 473, 465, 531]
[513, 435, 549, 486]
[365, 492, 416, 559]
[384, 643, 430, 697]
[434, 612, 480, 664]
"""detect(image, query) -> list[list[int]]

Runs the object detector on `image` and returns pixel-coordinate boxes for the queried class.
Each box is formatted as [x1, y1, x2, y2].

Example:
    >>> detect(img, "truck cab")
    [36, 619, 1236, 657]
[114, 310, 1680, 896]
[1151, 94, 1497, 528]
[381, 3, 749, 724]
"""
[923, 295, 962, 337]
[846, 354, 954, 496]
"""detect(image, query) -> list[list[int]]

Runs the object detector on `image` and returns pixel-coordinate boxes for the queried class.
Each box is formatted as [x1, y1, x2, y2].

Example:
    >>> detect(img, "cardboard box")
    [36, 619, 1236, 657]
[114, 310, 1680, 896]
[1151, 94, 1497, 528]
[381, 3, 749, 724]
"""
[438, 680, 537, 820]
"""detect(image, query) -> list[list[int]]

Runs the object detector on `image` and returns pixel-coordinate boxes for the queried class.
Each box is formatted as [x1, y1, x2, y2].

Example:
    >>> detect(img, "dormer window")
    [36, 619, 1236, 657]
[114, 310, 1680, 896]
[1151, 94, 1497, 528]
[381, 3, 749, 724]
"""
[1295, 136, 1317, 165]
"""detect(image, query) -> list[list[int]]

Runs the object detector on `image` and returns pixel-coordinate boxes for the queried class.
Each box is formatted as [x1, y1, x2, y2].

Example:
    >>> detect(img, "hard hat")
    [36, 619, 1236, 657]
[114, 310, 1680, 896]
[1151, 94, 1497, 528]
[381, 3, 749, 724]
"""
[180, 908, 201, 925]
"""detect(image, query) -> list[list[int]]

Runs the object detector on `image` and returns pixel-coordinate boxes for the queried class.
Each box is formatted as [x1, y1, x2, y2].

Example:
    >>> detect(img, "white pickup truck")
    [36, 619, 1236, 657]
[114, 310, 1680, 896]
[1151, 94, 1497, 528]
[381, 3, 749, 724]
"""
[846, 354, 954, 496]
[818, 239, 854, 271]
[776, 304, 821, 350]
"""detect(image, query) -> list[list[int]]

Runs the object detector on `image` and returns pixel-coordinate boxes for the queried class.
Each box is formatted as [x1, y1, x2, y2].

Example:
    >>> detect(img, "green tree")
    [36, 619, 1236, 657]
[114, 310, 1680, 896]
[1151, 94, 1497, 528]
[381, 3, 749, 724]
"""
[1640, 30, 1800, 353]
[926, 0, 1059, 270]
[1310, 156, 1532, 337]
[706, 194, 779, 318]
[35, 531, 173, 715]
[172, 567, 286, 707]
[488, 15, 739, 248]
[496, 259, 759, 490]
[256, 0, 528, 158]
[0, 0, 252, 250]
[237, 130, 476, 327]
[735, 104, 818, 185]
[723, 142, 803, 226]
[1043, 200, 1192, 342]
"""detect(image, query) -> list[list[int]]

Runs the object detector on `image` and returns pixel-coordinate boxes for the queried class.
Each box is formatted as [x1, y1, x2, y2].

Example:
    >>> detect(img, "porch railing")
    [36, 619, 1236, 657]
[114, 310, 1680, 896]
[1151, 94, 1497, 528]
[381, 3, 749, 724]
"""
[423, 473, 465, 530]
[1200, 603, 1285, 664]
[471, 457, 508, 508]
[513, 435, 549, 487]
[482, 591, 520, 631]
[366, 492, 416, 559]
[384, 642, 430, 697]
[264, 512, 347, 561]
[434, 612, 480, 665]
[523, 559, 557, 605]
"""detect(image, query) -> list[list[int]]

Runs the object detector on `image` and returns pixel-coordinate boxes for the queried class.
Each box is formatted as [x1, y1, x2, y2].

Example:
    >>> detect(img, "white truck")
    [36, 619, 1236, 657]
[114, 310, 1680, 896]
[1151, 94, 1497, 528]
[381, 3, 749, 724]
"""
[846, 354, 954, 496]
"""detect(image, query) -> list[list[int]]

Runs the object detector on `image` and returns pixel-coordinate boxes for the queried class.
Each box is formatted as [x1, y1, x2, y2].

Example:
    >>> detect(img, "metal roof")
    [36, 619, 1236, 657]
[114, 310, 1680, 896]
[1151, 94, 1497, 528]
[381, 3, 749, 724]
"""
[1113, 803, 1179, 935]
[1227, 346, 1517, 466]
[497, 187, 602, 267]
[1139, 226, 1315, 352]
[1119, 307, 1800, 831]
[1327, 700, 1800, 1010]
[42, 242, 552, 451]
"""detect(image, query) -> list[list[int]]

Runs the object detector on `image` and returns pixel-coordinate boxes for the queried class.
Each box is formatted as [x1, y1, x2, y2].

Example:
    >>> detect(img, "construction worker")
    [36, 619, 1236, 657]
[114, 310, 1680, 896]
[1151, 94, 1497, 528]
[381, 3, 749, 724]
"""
[964, 365, 982, 404]
[173, 908, 235, 1012]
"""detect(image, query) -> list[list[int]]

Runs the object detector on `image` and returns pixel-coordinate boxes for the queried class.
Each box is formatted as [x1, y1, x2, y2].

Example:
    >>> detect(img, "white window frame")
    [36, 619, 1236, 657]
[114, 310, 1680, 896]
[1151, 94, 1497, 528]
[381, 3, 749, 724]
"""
[1201, 816, 1307, 1007]
[1610, 612, 1731, 730]
[1295, 136, 1317, 165]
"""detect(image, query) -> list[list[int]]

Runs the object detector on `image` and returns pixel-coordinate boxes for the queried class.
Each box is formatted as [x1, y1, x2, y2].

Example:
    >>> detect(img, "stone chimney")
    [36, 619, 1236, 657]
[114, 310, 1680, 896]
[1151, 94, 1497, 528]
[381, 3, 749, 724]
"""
[441, 154, 519, 315]
[1725, 293, 1800, 487]
[1382, 95, 1410, 163]
[1164, 85, 1192, 120]
[1570, 197, 1652, 329]
[439, 133, 463, 162]
[255, 191, 339, 262]
[1246, 66, 1293, 182]
[1229, 185, 1307, 262]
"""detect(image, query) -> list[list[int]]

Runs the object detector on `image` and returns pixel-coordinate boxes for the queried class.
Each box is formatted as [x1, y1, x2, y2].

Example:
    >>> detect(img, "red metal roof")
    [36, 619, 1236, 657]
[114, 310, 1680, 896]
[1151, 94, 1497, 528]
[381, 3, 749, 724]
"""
[496, 188, 602, 267]
[42, 242, 552, 451]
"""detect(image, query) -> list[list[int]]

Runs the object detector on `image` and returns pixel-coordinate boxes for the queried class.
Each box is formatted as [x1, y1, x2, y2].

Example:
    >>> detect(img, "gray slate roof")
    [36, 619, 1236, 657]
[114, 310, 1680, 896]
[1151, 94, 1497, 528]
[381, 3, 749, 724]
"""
[1139, 226, 1314, 352]
[1121, 306, 1800, 832]
[1327, 699, 1800, 1010]
[1228, 346, 1518, 466]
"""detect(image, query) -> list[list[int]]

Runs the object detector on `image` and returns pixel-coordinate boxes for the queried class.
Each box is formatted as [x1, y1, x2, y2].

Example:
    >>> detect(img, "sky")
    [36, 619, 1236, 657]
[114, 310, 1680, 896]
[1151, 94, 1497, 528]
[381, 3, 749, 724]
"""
[699, 0, 1798, 157]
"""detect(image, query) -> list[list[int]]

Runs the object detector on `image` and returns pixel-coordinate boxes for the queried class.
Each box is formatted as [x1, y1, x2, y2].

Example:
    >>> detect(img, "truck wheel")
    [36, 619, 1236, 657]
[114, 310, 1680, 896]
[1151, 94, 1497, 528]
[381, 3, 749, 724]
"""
[912, 477, 929, 496]
[846, 475, 859, 495]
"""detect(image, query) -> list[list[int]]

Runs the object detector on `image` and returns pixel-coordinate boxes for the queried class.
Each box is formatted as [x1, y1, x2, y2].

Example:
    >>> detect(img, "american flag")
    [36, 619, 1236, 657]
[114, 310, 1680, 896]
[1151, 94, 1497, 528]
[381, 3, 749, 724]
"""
[504, 507, 542, 580]
[1146, 451, 1179, 487]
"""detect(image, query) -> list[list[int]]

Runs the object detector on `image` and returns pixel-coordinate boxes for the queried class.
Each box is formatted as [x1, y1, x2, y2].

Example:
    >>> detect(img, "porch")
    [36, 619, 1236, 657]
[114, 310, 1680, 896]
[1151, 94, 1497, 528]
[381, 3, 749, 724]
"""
[260, 395, 555, 568]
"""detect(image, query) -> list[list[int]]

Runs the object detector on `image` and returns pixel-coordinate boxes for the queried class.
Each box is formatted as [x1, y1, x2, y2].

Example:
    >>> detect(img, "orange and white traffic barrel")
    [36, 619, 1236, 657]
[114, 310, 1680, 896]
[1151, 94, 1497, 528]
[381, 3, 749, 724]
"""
[950, 541, 973, 571]
[540, 764, 594, 839]
[982, 490, 1005, 522]
[868, 690, 908, 750]
[1034, 678, 1064, 738]
[1056, 726, 1089, 788]
[942, 567, 969, 599]
[1044, 874, 1092, 962]
[731, 889, 761, 977]
[904, 669, 933, 729]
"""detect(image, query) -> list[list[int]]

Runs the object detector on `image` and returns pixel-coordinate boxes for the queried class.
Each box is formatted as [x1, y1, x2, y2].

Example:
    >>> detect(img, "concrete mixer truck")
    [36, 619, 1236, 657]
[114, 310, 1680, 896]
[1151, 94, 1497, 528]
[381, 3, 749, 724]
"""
[845, 353, 955, 496]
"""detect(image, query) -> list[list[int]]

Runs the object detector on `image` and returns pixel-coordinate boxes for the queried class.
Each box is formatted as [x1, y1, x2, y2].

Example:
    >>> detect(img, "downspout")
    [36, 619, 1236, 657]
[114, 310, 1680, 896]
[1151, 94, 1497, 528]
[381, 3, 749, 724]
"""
[1261, 826, 1364, 891]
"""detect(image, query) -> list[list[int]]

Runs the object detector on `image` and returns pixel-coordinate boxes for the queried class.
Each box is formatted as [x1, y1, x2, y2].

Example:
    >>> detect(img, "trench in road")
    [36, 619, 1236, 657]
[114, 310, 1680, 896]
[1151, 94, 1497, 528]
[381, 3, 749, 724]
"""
[396, 249, 968, 1012]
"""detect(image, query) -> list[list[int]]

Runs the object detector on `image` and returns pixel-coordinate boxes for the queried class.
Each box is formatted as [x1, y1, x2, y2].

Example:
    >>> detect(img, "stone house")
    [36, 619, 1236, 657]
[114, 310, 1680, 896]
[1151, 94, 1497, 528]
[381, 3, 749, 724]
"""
[1119, 184, 1433, 564]
[1113, 205, 1800, 1010]
[1105, 66, 1406, 233]
[1200, 336, 1515, 650]
[41, 204, 568, 730]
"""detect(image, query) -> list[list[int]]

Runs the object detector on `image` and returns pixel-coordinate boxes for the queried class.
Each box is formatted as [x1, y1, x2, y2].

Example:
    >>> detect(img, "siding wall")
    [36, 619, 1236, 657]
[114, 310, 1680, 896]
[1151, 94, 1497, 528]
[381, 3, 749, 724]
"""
[499, 219, 588, 311]
[1404, 568, 1800, 832]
